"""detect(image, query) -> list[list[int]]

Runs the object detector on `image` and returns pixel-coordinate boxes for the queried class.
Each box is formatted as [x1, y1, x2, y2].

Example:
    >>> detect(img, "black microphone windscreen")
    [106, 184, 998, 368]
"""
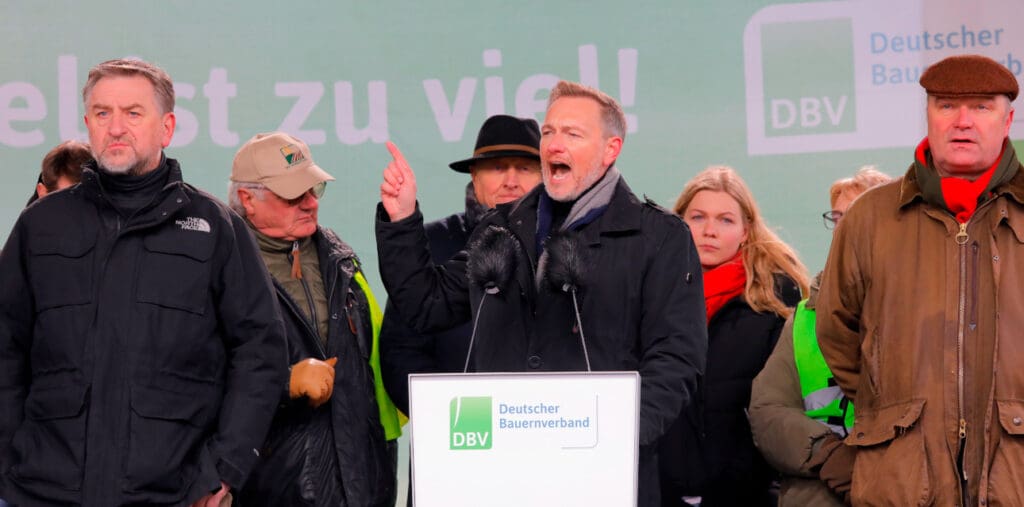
[467, 225, 519, 293]
[538, 230, 586, 292]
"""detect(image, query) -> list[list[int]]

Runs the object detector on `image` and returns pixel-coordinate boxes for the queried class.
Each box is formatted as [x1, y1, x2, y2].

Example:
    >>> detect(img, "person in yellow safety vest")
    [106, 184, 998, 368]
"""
[749, 167, 891, 506]
[229, 132, 402, 507]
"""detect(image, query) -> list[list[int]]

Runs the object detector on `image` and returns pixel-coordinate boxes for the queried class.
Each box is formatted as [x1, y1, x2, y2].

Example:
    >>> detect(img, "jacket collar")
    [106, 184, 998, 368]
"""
[503, 176, 642, 264]
[900, 138, 1024, 211]
[79, 156, 191, 230]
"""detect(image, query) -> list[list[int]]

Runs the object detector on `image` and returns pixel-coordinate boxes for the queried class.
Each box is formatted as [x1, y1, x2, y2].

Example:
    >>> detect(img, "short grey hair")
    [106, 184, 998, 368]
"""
[227, 181, 266, 217]
[83, 58, 175, 115]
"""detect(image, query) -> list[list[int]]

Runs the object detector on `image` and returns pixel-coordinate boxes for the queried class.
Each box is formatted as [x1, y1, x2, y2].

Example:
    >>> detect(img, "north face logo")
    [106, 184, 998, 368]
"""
[176, 217, 211, 233]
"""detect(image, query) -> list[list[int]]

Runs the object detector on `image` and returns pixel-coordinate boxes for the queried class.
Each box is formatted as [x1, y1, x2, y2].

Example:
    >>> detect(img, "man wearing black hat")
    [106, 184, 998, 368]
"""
[379, 114, 542, 415]
[816, 54, 1024, 505]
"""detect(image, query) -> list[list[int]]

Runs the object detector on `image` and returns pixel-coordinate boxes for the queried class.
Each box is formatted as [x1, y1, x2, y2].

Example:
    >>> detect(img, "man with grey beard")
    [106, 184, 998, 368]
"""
[376, 80, 707, 506]
[0, 58, 286, 507]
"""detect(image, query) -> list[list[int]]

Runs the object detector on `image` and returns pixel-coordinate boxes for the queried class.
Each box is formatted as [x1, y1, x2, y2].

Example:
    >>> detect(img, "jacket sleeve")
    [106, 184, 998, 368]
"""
[636, 219, 708, 445]
[379, 300, 441, 415]
[749, 316, 834, 477]
[0, 220, 31, 478]
[206, 211, 288, 490]
[375, 203, 472, 333]
[815, 217, 867, 404]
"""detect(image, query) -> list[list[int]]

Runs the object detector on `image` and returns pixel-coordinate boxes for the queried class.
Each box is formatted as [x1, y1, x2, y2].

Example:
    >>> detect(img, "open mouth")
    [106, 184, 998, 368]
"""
[549, 162, 571, 180]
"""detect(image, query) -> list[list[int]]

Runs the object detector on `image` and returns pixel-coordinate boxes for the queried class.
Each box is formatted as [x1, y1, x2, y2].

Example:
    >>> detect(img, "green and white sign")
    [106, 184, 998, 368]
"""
[411, 372, 639, 507]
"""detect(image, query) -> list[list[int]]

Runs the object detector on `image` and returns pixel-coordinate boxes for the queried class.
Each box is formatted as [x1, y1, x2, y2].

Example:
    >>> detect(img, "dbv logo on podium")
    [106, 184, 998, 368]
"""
[450, 396, 493, 450]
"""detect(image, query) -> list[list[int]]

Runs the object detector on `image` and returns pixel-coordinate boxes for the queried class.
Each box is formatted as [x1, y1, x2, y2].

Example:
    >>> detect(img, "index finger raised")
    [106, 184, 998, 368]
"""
[386, 141, 411, 172]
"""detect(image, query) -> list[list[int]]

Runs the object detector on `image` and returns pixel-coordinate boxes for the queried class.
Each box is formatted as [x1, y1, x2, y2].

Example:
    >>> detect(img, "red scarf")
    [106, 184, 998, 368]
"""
[916, 138, 1002, 224]
[703, 254, 746, 323]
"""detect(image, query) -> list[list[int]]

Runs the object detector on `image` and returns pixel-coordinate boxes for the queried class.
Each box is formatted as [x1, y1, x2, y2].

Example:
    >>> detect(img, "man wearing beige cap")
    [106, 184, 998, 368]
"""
[229, 132, 401, 507]
[817, 54, 1024, 505]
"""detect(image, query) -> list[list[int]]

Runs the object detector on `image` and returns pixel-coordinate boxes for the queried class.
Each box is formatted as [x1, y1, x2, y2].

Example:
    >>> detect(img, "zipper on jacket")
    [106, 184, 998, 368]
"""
[289, 243, 321, 340]
[276, 282, 328, 359]
[956, 220, 968, 488]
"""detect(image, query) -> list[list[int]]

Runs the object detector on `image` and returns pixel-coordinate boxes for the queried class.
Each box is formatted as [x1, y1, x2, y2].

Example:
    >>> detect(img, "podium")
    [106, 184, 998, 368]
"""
[408, 371, 640, 507]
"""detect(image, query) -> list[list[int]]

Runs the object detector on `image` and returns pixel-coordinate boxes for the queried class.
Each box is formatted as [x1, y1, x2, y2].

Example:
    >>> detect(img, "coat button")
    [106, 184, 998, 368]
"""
[527, 355, 542, 369]
[1013, 417, 1022, 426]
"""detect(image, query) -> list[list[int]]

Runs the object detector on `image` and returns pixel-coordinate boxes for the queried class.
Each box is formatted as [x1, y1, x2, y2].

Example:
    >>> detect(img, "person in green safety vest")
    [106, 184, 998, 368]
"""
[229, 132, 402, 507]
[749, 167, 891, 506]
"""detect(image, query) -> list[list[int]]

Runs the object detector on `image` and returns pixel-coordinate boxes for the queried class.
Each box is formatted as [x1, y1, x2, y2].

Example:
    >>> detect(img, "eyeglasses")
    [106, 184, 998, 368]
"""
[280, 181, 327, 206]
[822, 210, 843, 230]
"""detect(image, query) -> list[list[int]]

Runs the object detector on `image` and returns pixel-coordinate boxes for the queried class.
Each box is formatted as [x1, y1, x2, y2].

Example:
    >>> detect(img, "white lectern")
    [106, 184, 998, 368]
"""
[408, 371, 640, 507]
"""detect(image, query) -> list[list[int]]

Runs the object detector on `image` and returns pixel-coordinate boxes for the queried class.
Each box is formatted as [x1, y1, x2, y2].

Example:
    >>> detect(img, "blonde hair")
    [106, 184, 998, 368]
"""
[547, 80, 627, 140]
[674, 165, 809, 318]
[829, 165, 891, 208]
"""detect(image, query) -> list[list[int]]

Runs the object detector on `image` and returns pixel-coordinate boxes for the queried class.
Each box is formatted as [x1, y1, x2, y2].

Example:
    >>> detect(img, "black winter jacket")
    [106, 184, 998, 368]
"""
[379, 184, 484, 413]
[240, 228, 396, 507]
[377, 178, 708, 507]
[0, 160, 287, 507]
[658, 277, 801, 507]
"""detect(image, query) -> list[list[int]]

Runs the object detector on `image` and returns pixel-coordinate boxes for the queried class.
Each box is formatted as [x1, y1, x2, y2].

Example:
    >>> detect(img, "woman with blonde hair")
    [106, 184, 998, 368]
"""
[659, 165, 809, 507]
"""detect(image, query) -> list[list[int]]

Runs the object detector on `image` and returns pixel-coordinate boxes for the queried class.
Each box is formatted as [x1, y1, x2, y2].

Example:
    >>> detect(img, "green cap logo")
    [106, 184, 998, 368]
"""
[450, 396, 492, 450]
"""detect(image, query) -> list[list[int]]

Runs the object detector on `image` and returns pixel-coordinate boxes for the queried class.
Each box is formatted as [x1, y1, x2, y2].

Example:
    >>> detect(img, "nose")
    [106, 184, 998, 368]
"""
[700, 221, 717, 237]
[954, 105, 974, 128]
[299, 190, 319, 210]
[502, 168, 520, 188]
[108, 112, 127, 136]
[542, 134, 565, 155]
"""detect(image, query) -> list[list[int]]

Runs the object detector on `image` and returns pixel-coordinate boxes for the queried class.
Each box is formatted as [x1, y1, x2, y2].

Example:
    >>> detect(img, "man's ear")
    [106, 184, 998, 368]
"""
[36, 182, 49, 198]
[602, 136, 623, 168]
[237, 187, 257, 217]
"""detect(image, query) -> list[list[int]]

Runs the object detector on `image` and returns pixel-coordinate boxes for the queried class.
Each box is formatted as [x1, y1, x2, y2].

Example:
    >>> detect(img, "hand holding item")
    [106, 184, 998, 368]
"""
[289, 357, 338, 407]
[809, 432, 855, 504]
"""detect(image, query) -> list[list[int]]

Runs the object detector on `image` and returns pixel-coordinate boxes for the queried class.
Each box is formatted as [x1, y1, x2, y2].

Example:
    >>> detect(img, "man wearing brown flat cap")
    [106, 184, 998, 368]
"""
[816, 53, 1024, 505]
[228, 132, 401, 507]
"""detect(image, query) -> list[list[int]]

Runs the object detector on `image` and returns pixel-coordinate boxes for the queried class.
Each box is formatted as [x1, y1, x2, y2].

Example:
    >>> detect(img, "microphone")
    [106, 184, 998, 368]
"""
[537, 231, 592, 371]
[464, 226, 519, 372]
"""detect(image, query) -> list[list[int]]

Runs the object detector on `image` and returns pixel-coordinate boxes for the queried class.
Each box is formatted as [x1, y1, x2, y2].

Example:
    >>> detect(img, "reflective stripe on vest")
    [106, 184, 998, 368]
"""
[792, 300, 855, 433]
[353, 267, 406, 440]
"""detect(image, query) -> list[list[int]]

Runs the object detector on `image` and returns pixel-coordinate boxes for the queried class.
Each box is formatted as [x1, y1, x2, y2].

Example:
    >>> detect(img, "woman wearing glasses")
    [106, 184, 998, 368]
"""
[748, 166, 890, 506]
[659, 166, 809, 506]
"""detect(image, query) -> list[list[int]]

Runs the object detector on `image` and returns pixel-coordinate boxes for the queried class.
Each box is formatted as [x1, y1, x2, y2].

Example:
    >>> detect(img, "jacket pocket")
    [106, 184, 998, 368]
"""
[29, 233, 95, 311]
[122, 380, 220, 500]
[137, 233, 213, 315]
[847, 399, 932, 506]
[986, 399, 1024, 506]
[9, 383, 90, 496]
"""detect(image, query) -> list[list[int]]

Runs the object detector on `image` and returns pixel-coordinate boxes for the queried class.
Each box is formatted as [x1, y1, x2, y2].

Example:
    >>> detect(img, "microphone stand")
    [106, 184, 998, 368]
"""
[463, 283, 499, 373]
[564, 284, 592, 372]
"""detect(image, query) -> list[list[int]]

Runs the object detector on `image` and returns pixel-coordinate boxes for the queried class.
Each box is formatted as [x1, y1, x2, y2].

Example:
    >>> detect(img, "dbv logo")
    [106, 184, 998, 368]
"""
[760, 17, 856, 136]
[450, 396, 492, 450]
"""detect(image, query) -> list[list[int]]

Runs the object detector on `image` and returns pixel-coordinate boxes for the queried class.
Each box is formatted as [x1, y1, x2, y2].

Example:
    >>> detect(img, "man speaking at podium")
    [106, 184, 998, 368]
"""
[376, 80, 707, 506]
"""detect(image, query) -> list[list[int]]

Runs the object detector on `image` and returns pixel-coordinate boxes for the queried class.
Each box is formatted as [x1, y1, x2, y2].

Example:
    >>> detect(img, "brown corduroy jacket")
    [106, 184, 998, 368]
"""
[817, 143, 1024, 506]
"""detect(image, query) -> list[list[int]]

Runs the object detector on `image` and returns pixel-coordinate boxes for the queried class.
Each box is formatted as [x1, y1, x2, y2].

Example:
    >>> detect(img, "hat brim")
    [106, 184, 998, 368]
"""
[262, 162, 336, 200]
[448, 149, 541, 173]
